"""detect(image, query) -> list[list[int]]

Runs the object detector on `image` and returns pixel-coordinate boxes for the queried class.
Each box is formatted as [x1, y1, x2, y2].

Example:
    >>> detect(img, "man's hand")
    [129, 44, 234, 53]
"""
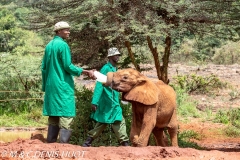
[91, 104, 97, 111]
[83, 69, 97, 80]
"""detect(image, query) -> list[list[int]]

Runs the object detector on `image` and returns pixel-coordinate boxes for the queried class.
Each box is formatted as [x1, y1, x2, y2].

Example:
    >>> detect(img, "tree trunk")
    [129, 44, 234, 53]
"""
[161, 36, 171, 84]
[125, 41, 141, 71]
[146, 36, 161, 80]
[147, 35, 171, 84]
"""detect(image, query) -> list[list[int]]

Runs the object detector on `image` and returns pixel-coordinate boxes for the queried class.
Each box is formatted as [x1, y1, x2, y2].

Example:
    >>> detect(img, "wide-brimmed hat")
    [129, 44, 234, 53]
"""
[107, 47, 121, 57]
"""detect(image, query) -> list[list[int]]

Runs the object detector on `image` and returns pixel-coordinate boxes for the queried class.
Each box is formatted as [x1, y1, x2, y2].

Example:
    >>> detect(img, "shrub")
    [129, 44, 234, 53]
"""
[212, 41, 240, 65]
[214, 108, 240, 127]
[0, 53, 45, 126]
[223, 125, 240, 137]
[172, 74, 227, 94]
[214, 108, 240, 137]
[178, 130, 203, 149]
[214, 109, 229, 124]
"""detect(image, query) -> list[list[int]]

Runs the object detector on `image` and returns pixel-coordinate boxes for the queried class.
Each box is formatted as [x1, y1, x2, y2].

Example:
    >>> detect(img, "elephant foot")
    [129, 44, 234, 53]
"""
[132, 135, 139, 145]
[132, 135, 145, 147]
[131, 144, 137, 147]
[171, 142, 179, 147]
[136, 144, 144, 147]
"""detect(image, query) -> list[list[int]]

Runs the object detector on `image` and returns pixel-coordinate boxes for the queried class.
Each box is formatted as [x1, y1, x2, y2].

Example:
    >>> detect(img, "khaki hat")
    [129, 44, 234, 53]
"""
[53, 21, 70, 31]
[107, 47, 121, 57]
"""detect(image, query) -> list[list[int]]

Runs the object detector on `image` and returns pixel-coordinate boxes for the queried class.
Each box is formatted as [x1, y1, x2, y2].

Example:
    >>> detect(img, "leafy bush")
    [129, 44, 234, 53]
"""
[214, 108, 240, 137]
[0, 54, 43, 114]
[223, 125, 240, 137]
[214, 108, 240, 128]
[229, 89, 240, 100]
[214, 110, 230, 124]
[178, 130, 203, 149]
[212, 41, 240, 65]
[172, 74, 227, 94]
[70, 86, 94, 145]
[171, 36, 222, 64]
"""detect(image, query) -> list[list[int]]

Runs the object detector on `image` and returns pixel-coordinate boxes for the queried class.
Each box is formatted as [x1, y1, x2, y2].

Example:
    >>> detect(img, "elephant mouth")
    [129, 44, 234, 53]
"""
[112, 85, 122, 91]
[112, 85, 128, 93]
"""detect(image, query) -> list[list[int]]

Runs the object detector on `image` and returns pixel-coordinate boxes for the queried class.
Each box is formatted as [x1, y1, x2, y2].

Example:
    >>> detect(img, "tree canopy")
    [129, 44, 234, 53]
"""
[15, 0, 240, 82]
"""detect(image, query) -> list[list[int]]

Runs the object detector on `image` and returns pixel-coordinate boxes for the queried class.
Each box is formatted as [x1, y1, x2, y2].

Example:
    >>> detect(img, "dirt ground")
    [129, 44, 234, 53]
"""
[1, 63, 240, 160]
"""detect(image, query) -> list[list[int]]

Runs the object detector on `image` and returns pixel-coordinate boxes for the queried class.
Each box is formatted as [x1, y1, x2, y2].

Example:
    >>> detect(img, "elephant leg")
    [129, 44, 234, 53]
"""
[152, 127, 166, 147]
[167, 109, 178, 147]
[135, 106, 156, 147]
[130, 114, 141, 147]
[167, 126, 178, 147]
[163, 130, 170, 146]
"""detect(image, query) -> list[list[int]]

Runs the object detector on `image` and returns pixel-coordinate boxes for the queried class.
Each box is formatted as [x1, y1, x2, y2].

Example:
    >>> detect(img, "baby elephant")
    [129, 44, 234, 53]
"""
[105, 68, 178, 147]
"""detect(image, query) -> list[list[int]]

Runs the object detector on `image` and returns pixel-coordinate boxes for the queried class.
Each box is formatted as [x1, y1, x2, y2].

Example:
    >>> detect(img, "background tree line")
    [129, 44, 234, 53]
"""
[1, 0, 240, 71]
[24, 0, 240, 83]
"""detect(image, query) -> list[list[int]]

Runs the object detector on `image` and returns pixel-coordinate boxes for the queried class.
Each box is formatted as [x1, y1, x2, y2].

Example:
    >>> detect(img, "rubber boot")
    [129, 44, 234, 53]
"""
[120, 141, 129, 146]
[59, 128, 72, 143]
[82, 137, 94, 147]
[46, 124, 59, 143]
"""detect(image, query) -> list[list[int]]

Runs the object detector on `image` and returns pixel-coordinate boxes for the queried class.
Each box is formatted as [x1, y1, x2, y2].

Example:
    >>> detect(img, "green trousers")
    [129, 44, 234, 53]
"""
[48, 116, 73, 130]
[88, 117, 129, 143]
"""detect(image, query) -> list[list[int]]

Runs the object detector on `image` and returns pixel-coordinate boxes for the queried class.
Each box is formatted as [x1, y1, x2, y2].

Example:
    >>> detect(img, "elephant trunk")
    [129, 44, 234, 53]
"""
[104, 72, 114, 86]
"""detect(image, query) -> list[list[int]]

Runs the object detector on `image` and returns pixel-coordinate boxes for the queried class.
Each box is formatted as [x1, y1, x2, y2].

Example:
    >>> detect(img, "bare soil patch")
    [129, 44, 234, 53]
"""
[0, 138, 240, 160]
[1, 63, 240, 160]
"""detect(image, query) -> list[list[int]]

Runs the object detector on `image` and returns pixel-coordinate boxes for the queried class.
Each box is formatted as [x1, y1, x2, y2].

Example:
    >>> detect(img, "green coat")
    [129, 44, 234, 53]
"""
[91, 62, 122, 123]
[41, 36, 83, 117]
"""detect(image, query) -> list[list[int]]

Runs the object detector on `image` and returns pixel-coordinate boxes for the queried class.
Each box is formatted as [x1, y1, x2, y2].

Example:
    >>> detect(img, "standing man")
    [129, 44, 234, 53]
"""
[41, 21, 96, 143]
[82, 47, 129, 147]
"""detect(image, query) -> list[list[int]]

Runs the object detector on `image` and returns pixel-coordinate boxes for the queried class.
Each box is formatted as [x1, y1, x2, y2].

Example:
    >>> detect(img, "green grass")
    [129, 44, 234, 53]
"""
[178, 130, 203, 149]
[173, 85, 201, 118]
[0, 107, 47, 127]
[223, 125, 240, 137]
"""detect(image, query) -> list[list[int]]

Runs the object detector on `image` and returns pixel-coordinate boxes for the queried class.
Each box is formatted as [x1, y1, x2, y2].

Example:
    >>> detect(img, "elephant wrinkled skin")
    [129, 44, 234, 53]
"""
[105, 68, 178, 147]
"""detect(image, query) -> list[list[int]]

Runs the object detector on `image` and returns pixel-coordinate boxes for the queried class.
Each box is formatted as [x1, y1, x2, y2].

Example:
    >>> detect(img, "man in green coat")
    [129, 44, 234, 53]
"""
[41, 21, 96, 143]
[82, 47, 129, 147]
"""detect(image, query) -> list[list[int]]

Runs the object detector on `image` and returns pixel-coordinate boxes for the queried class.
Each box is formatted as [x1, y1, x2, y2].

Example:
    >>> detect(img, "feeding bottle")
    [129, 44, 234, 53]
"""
[93, 71, 107, 84]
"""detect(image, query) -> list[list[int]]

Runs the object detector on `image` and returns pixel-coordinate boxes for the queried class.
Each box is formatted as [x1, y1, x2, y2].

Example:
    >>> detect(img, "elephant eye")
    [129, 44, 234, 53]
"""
[122, 75, 128, 80]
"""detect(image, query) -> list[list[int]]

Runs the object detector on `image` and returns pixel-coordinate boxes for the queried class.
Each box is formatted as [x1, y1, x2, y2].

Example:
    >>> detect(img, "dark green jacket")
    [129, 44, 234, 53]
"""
[41, 36, 83, 117]
[91, 62, 122, 123]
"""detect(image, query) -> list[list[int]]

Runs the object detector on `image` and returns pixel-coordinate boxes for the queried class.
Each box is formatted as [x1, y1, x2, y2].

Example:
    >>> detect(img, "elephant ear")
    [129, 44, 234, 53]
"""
[123, 78, 158, 105]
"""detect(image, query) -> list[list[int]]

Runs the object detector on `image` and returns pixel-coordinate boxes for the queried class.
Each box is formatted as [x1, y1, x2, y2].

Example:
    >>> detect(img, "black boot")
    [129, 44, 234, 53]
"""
[46, 124, 59, 143]
[59, 128, 72, 143]
[82, 137, 94, 147]
[120, 141, 129, 146]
